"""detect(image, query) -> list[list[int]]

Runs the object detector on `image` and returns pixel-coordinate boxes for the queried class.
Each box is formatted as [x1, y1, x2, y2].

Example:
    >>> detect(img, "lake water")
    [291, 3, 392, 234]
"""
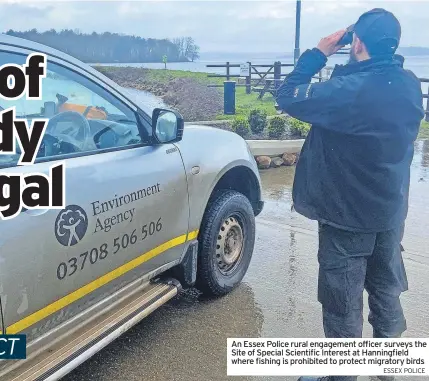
[96, 54, 429, 79]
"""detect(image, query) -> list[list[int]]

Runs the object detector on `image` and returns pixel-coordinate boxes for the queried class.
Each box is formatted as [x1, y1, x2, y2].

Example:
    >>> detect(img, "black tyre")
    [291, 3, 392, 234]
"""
[196, 190, 256, 296]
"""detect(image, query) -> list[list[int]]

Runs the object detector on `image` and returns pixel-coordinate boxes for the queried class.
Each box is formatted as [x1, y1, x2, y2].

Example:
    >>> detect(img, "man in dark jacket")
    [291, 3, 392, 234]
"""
[276, 9, 424, 381]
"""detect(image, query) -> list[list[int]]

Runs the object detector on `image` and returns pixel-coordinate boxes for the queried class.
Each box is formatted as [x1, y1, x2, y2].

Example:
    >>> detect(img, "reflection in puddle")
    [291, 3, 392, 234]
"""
[285, 231, 298, 322]
[419, 139, 429, 179]
[259, 166, 295, 199]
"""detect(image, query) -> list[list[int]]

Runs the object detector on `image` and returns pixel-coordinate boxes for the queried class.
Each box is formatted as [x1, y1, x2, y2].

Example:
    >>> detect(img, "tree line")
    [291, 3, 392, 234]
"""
[4, 29, 201, 63]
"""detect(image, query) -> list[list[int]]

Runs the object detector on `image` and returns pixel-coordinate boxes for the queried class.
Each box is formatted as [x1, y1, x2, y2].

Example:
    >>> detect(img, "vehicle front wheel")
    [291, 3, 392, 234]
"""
[196, 190, 256, 296]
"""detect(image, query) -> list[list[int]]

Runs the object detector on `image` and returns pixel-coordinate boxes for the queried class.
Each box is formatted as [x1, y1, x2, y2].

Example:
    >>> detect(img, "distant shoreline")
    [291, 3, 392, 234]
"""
[87, 59, 190, 64]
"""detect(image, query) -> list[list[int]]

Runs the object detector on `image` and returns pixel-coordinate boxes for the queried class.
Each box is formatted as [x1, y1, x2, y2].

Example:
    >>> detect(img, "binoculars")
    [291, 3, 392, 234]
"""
[338, 25, 354, 46]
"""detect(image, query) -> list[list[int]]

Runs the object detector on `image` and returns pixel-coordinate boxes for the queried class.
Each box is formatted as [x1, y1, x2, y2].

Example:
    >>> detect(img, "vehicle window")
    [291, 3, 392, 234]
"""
[0, 52, 146, 168]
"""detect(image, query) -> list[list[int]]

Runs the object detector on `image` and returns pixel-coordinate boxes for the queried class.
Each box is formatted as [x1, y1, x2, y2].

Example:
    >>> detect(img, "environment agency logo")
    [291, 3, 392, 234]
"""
[55, 205, 88, 247]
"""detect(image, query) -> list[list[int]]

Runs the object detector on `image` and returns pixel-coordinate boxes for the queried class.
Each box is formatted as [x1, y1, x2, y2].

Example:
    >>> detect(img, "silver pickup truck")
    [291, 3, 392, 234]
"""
[0, 35, 263, 380]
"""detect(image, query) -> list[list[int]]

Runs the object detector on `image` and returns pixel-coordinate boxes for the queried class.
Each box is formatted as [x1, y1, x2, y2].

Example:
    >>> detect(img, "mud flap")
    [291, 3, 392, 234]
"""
[169, 242, 198, 288]
[182, 242, 198, 287]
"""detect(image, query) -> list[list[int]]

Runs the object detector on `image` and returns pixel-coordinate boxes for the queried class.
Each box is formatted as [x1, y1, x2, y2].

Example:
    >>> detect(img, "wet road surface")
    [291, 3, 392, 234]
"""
[65, 140, 429, 381]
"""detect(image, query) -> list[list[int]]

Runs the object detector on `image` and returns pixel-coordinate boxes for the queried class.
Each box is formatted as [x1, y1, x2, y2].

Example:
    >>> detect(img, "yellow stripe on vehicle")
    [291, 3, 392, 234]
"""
[187, 230, 199, 240]
[6, 229, 199, 334]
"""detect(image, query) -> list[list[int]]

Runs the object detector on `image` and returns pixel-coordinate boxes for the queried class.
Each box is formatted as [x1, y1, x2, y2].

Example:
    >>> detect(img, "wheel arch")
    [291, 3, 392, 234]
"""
[207, 164, 263, 217]
[175, 164, 262, 286]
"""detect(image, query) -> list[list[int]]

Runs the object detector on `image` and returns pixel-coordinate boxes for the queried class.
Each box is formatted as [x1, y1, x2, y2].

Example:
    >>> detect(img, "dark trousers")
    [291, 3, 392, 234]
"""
[317, 223, 408, 381]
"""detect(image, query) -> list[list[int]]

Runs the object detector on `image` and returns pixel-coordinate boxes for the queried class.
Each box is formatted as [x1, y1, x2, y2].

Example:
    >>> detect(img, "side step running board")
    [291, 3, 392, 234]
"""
[1, 279, 181, 381]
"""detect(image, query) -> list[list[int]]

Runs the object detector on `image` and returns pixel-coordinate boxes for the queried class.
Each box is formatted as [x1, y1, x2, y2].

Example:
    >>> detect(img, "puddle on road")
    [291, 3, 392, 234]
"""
[65, 285, 263, 381]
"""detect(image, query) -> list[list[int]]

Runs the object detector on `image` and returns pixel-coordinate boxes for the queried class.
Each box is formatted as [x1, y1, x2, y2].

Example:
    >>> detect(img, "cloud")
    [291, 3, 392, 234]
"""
[0, 1, 428, 53]
[226, 2, 294, 20]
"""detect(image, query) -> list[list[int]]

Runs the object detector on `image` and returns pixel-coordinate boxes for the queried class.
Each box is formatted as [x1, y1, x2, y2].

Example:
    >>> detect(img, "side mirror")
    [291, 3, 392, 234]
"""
[152, 108, 184, 144]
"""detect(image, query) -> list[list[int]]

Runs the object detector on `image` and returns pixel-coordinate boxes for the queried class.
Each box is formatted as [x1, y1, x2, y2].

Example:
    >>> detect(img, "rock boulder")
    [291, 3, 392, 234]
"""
[282, 153, 297, 166]
[271, 157, 284, 167]
[256, 156, 271, 169]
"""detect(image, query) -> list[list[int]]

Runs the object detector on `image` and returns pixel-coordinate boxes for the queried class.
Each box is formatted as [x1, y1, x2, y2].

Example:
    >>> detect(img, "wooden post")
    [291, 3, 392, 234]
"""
[274, 61, 281, 89]
[226, 62, 230, 81]
[246, 61, 252, 94]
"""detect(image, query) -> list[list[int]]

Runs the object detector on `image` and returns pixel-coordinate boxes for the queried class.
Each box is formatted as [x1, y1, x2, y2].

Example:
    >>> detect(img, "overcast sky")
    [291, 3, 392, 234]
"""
[1, 1, 428, 54]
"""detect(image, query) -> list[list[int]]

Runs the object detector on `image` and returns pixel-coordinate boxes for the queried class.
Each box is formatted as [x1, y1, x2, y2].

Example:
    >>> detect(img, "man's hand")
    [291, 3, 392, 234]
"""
[317, 30, 347, 57]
